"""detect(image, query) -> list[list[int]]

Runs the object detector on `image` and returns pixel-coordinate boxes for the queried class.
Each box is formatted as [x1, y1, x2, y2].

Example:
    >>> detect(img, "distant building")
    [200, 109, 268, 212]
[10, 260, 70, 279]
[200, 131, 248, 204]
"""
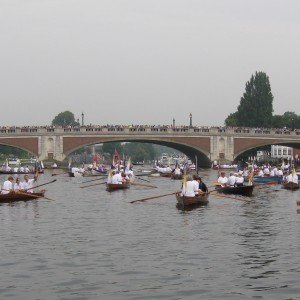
[271, 145, 293, 159]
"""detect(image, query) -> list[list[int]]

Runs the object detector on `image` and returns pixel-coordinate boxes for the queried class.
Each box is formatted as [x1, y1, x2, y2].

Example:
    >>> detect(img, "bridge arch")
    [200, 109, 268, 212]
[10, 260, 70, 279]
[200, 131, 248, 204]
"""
[0, 137, 38, 157]
[63, 136, 212, 167]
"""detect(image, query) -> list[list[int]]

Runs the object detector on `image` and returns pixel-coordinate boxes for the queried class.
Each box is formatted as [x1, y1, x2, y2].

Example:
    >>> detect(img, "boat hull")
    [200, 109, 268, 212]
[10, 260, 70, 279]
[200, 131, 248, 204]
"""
[253, 176, 282, 184]
[106, 183, 130, 192]
[171, 174, 183, 180]
[176, 193, 209, 209]
[0, 191, 45, 203]
[215, 185, 254, 196]
[282, 182, 299, 190]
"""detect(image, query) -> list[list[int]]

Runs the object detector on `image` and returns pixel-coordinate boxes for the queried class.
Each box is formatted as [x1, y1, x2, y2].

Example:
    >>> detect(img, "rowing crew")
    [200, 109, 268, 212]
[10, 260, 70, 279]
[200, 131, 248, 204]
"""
[1, 174, 37, 194]
[217, 171, 245, 187]
[180, 175, 208, 197]
[107, 169, 134, 184]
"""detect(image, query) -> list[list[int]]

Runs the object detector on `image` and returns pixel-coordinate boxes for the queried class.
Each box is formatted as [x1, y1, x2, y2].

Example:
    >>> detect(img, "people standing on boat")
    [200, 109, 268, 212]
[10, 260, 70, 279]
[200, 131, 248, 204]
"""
[14, 178, 22, 191]
[227, 172, 237, 187]
[21, 174, 37, 193]
[235, 172, 244, 187]
[217, 172, 228, 187]
[1, 176, 14, 194]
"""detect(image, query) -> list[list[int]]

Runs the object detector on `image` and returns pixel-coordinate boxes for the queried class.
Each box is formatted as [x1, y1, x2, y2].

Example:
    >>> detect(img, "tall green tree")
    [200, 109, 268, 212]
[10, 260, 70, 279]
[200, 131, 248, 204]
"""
[225, 72, 274, 127]
[52, 111, 79, 127]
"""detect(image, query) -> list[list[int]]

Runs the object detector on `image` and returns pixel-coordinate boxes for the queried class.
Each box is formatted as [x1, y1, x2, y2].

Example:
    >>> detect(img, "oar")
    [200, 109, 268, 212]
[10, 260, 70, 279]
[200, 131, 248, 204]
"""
[130, 182, 157, 188]
[81, 177, 107, 184]
[136, 176, 151, 183]
[130, 192, 177, 203]
[25, 179, 57, 191]
[52, 171, 70, 176]
[80, 182, 107, 188]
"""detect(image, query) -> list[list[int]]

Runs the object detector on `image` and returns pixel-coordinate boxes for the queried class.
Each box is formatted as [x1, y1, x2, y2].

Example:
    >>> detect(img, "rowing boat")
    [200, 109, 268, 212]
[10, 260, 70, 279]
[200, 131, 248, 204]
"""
[282, 181, 299, 190]
[171, 174, 183, 180]
[215, 185, 254, 196]
[0, 191, 45, 203]
[253, 176, 282, 184]
[176, 192, 209, 209]
[106, 182, 130, 192]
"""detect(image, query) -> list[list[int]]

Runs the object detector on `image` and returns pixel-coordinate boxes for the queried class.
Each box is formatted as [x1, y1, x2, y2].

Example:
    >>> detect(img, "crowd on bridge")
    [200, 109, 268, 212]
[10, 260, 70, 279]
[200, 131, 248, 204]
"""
[1, 124, 300, 135]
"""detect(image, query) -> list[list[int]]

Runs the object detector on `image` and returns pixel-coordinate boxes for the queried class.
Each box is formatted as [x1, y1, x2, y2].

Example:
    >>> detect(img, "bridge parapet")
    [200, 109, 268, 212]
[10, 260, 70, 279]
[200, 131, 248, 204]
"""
[1, 126, 300, 137]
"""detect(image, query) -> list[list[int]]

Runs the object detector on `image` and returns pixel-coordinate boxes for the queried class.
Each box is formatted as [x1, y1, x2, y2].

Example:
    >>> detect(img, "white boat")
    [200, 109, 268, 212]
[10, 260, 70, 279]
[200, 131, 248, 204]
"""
[8, 157, 21, 166]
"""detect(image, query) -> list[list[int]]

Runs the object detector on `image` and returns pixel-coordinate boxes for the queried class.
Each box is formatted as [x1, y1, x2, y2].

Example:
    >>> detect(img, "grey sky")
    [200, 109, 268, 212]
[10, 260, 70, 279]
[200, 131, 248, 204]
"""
[0, 0, 299, 127]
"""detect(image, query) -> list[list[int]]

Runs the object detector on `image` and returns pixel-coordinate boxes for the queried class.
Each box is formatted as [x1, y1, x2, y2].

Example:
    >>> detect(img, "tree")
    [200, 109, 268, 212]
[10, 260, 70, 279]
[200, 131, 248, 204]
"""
[52, 111, 79, 127]
[225, 112, 238, 126]
[226, 72, 274, 127]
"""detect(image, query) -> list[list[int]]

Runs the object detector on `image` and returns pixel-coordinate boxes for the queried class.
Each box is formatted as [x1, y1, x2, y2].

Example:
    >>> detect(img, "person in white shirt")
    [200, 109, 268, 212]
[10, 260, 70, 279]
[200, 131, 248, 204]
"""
[13, 167, 19, 173]
[24, 166, 30, 173]
[192, 175, 200, 195]
[235, 173, 245, 186]
[227, 172, 237, 187]
[276, 169, 283, 176]
[217, 172, 228, 187]
[19, 166, 25, 173]
[258, 168, 264, 177]
[181, 176, 195, 197]
[263, 167, 270, 176]
[21, 174, 37, 193]
[14, 178, 22, 191]
[1, 176, 14, 194]
[286, 172, 299, 184]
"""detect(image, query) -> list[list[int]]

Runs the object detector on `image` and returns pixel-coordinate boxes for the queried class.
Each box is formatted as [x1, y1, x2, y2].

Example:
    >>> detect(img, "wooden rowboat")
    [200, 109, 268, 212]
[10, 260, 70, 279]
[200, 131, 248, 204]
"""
[106, 182, 130, 192]
[215, 185, 254, 196]
[171, 174, 183, 180]
[0, 191, 45, 203]
[176, 192, 209, 210]
[282, 181, 299, 190]
[160, 173, 172, 178]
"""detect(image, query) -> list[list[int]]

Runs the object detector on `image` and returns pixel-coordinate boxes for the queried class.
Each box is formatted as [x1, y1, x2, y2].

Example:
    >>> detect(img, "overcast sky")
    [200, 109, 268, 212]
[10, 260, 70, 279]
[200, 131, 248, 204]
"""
[0, 0, 299, 127]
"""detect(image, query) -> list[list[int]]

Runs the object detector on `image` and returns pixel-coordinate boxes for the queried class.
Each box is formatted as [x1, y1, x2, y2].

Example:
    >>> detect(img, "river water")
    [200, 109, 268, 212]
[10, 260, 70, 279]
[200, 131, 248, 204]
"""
[0, 169, 299, 300]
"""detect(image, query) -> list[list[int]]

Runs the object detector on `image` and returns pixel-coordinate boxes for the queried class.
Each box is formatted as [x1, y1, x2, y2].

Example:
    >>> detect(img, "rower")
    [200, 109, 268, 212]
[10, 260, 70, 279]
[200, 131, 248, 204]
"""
[181, 175, 195, 197]
[14, 178, 22, 191]
[227, 172, 237, 187]
[1, 176, 14, 194]
[217, 172, 228, 187]
[235, 172, 244, 187]
[21, 174, 37, 193]
[196, 176, 208, 193]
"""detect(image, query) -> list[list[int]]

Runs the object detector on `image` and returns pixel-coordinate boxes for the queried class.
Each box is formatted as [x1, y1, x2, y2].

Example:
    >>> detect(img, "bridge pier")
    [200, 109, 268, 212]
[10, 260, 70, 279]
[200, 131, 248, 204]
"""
[210, 136, 234, 163]
[39, 135, 66, 162]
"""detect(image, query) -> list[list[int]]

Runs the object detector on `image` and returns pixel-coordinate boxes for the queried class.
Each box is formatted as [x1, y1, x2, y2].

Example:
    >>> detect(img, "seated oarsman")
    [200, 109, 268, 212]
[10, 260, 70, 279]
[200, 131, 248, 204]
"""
[173, 166, 182, 175]
[19, 166, 25, 173]
[14, 178, 22, 191]
[276, 168, 283, 177]
[107, 170, 115, 184]
[258, 168, 264, 177]
[269, 168, 275, 177]
[181, 175, 195, 197]
[227, 172, 237, 187]
[21, 174, 37, 193]
[235, 172, 244, 187]
[192, 175, 200, 196]
[286, 171, 298, 184]
[243, 168, 249, 178]
[13, 167, 19, 173]
[197, 176, 208, 193]
[263, 166, 270, 176]
[217, 172, 228, 187]
[1, 176, 14, 194]
[24, 166, 30, 173]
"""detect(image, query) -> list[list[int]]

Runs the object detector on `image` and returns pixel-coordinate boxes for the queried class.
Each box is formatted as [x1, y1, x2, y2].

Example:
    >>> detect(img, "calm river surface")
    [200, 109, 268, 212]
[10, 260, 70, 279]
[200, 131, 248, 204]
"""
[0, 169, 299, 300]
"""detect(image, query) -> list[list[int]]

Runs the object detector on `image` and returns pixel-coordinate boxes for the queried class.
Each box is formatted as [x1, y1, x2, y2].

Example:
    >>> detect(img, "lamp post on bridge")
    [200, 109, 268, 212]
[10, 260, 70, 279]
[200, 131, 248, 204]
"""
[173, 118, 175, 127]
[189, 113, 192, 128]
[81, 112, 84, 126]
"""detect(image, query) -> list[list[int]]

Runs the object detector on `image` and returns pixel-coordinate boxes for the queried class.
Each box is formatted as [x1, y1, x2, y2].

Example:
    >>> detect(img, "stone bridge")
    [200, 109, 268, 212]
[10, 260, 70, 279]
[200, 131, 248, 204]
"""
[0, 126, 300, 167]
